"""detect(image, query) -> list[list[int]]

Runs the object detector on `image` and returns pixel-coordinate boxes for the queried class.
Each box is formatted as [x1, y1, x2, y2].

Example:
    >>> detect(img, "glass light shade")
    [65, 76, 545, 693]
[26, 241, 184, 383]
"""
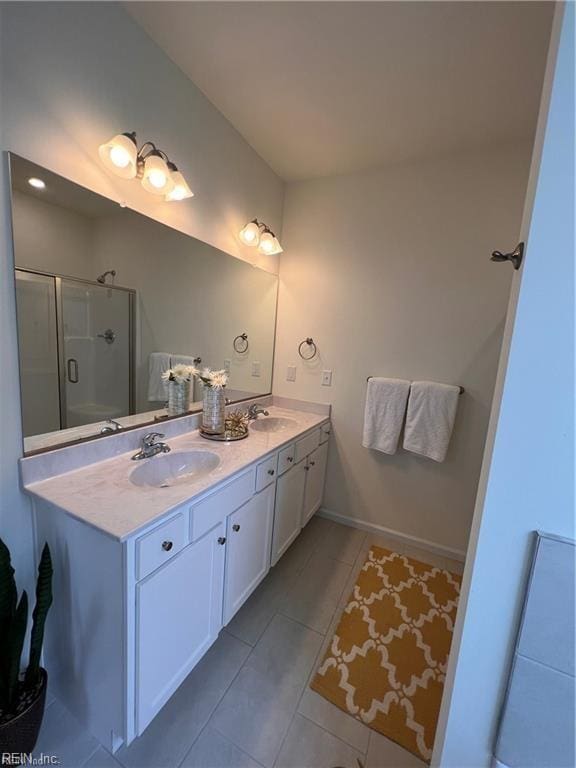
[258, 231, 283, 255]
[239, 221, 261, 247]
[165, 170, 194, 201]
[98, 134, 137, 179]
[141, 154, 174, 195]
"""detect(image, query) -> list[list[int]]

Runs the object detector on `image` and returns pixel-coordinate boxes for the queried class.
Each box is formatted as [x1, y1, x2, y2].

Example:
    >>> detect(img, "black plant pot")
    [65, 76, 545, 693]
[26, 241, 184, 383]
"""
[0, 669, 48, 755]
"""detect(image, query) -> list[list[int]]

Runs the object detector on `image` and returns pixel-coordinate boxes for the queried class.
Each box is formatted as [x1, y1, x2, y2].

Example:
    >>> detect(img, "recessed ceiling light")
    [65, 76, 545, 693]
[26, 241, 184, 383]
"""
[28, 177, 46, 190]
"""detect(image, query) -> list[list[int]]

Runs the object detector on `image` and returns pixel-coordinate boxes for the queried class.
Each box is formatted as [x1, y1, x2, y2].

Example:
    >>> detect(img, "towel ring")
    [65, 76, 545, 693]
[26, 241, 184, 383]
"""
[233, 333, 249, 354]
[298, 337, 317, 360]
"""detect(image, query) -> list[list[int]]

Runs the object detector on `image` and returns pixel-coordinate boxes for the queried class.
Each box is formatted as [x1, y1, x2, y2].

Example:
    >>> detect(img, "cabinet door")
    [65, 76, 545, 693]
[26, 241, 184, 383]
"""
[136, 523, 225, 734]
[223, 484, 275, 625]
[302, 442, 329, 527]
[271, 461, 306, 566]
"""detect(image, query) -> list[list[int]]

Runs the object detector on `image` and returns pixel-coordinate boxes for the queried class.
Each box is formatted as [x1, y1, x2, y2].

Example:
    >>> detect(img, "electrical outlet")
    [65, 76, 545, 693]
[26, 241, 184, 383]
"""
[287, 365, 297, 382]
[223, 359, 231, 373]
[251, 361, 261, 377]
[321, 370, 333, 386]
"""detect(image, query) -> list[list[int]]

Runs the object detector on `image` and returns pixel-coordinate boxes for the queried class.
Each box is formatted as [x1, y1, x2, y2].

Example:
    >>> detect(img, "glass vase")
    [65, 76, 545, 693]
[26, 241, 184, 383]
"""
[202, 386, 225, 434]
[167, 380, 190, 417]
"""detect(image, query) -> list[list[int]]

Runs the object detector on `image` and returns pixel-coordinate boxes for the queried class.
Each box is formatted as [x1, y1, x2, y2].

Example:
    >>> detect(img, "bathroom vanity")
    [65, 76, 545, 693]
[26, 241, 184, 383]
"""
[21, 403, 330, 752]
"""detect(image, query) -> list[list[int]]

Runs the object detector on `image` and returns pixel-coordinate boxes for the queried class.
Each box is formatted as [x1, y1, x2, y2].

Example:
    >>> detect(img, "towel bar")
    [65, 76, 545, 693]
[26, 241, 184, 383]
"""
[366, 376, 464, 394]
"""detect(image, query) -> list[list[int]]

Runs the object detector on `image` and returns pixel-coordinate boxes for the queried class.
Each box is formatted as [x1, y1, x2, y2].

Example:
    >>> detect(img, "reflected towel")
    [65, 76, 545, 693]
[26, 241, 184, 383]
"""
[172, 354, 198, 367]
[362, 377, 410, 454]
[403, 381, 460, 462]
[147, 352, 171, 402]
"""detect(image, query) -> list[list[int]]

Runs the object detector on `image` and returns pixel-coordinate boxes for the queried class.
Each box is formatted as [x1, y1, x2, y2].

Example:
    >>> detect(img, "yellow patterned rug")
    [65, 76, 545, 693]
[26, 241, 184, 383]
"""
[310, 546, 461, 763]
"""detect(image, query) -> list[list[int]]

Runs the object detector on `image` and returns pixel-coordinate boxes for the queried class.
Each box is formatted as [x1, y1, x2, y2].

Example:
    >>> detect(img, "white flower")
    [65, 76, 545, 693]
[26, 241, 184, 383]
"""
[161, 364, 195, 384]
[209, 370, 228, 389]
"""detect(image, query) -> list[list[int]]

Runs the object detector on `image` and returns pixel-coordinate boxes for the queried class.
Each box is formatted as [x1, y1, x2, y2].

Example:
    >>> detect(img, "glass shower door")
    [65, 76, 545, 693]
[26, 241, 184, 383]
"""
[59, 279, 132, 428]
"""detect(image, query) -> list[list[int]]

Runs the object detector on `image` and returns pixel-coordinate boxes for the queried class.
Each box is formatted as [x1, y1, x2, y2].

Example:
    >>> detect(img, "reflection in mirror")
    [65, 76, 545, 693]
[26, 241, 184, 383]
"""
[10, 155, 278, 454]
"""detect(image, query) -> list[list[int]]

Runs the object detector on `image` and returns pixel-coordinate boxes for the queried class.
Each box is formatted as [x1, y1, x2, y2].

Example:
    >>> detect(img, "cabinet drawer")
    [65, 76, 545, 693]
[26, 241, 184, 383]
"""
[190, 469, 255, 541]
[278, 443, 296, 476]
[255, 454, 278, 492]
[294, 429, 320, 464]
[319, 423, 331, 444]
[136, 513, 188, 580]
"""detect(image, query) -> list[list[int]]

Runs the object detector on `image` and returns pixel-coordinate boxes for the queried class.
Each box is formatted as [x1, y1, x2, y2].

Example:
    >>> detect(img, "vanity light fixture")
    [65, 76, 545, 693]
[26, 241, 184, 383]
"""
[28, 177, 46, 190]
[98, 132, 193, 201]
[238, 219, 283, 255]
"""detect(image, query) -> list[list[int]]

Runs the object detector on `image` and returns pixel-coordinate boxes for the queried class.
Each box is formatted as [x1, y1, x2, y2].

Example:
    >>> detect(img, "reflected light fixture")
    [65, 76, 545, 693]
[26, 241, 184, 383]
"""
[28, 177, 46, 190]
[239, 219, 283, 255]
[98, 131, 193, 201]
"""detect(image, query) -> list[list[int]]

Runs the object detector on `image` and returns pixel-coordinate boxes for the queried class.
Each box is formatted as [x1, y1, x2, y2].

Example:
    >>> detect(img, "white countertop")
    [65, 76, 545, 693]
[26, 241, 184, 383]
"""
[24, 406, 329, 541]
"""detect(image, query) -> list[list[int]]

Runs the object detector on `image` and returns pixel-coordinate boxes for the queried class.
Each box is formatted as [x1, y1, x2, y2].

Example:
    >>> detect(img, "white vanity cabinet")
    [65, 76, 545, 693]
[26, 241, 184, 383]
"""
[271, 459, 307, 565]
[302, 441, 329, 527]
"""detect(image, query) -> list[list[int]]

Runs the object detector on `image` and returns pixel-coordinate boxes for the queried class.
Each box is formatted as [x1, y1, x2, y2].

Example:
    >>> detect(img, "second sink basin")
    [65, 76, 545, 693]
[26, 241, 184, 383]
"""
[250, 417, 297, 433]
[130, 450, 220, 488]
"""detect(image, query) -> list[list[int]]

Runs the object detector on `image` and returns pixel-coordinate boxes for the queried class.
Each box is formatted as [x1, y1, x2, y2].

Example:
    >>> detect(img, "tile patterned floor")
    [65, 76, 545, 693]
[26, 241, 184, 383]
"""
[33, 516, 464, 768]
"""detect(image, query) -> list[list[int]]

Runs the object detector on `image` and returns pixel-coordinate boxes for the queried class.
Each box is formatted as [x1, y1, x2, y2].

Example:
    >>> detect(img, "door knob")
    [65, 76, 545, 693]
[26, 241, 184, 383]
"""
[161, 540, 173, 551]
[232, 524, 240, 532]
[218, 536, 226, 545]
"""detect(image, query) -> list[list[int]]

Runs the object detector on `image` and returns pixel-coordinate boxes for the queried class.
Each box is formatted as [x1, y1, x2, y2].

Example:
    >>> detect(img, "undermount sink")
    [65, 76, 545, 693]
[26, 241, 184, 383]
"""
[130, 450, 220, 488]
[250, 416, 297, 433]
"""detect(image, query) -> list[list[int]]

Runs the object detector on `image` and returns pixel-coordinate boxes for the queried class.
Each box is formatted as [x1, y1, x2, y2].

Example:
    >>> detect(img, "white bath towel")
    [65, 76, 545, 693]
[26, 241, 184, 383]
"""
[403, 381, 460, 462]
[147, 352, 171, 402]
[362, 377, 411, 454]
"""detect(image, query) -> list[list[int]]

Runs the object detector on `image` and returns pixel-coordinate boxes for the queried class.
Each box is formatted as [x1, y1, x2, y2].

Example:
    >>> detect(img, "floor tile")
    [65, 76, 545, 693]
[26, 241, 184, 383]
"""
[211, 615, 323, 767]
[33, 699, 99, 768]
[365, 730, 426, 768]
[315, 522, 366, 565]
[84, 747, 123, 767]
[115, 631, 251, 768]
[275, 713, 364, 768]
[281, 554, 351, 634]
[182, 726, 263, 768]
[298, 688, 370, 754]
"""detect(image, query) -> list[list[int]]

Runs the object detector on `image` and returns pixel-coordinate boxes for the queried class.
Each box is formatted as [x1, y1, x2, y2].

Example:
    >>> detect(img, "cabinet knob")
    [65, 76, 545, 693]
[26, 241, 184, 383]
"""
[305, 466, 310, 471]
[232, 524, 240, 532]
[267, 469, 275, 476]
[161, 540, 173, 552]
[310, 461, 316, 467]
[217, 536, 227, 545]
[287, 456, 294, 463]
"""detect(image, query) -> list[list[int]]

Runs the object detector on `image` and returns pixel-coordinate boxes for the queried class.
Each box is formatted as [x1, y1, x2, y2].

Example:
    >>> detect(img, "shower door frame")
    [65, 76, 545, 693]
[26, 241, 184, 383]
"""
[16, 267, 136, 429]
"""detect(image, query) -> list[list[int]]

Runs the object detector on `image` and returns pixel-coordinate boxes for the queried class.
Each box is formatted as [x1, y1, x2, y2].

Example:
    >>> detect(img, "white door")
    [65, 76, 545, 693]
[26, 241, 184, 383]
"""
[271, 461, 306, 566]
[302, 442, 329, 527]
[136, 523, 226, 734]
[223, 484, 275, 625]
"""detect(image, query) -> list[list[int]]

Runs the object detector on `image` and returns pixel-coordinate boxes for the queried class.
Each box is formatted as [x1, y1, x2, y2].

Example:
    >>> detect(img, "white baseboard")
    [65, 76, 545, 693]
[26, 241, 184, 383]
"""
[318, 507, 467, 562]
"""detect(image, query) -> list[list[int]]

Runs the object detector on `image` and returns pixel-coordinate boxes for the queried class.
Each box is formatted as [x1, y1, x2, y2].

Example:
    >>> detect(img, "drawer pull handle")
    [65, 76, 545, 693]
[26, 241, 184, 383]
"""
[287, 456, 294, 463]
[218, 536, 227, 545]
[233, 524, 240, 532]
[161, 540, 173, 552]
[267, 469, 275, 476]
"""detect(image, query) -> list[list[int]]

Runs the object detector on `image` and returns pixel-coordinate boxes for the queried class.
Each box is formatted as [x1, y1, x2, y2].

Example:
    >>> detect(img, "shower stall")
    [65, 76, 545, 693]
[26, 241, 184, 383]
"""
[15, 269, 135, 437]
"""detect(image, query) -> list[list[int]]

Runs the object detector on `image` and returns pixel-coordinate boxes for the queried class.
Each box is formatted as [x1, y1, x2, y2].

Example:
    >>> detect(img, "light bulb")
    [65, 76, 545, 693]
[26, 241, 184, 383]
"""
[239, 221, 261, 246]
[98, 133, 138, 179]
[165, 169, 194, 201]
[257, 231, 283, 256]
[141, 153, 174, 195]
[28, 177, 46, 190]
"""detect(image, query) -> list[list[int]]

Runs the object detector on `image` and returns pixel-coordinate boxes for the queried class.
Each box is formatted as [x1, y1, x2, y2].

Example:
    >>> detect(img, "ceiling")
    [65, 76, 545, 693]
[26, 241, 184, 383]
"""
[127, 2, 554, 182]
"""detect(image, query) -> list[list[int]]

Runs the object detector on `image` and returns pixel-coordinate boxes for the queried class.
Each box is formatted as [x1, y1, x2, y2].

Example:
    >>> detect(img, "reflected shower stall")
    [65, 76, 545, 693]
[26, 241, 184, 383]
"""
[15, 269, 135, 437]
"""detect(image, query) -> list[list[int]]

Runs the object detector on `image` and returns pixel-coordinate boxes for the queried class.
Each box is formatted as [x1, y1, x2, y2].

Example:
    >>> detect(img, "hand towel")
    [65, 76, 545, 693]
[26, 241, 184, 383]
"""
[403, 381, 460, 462]
[147, 352, 171, 402]
[362, 377, 411, 454]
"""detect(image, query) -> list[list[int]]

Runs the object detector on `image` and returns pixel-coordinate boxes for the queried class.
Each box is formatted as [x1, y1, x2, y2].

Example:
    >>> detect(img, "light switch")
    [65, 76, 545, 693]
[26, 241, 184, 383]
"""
[251, 361, 261, 377]
[224, 359, 231, 373]
[287, 365, 297, 382]
[321, 370, 333, 386]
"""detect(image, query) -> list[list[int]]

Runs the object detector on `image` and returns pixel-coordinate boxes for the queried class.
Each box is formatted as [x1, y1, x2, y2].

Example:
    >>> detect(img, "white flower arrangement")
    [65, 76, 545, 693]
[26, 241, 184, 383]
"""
[161, 364, 197, 385]
[197, 367, 228, 390]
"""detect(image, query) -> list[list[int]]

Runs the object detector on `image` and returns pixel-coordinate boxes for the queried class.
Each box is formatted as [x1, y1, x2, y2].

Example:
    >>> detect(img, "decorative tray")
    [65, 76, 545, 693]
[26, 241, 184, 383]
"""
[199, 428, 249, 442]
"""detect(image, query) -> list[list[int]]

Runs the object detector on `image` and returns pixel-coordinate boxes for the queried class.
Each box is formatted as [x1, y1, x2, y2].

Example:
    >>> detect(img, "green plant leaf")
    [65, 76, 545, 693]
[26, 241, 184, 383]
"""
[25, 543, 53, 688]
[0, 538, 18, 711]
[2, 590, 28, 713]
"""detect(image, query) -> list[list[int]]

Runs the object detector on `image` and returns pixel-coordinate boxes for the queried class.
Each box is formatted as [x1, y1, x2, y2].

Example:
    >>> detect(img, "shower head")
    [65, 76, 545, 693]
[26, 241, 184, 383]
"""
[96, 270, 116, 284]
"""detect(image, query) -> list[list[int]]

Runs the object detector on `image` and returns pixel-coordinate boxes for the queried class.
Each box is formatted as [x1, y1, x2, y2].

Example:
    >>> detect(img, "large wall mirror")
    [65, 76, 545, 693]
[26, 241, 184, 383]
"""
[9, 155, 278, 455]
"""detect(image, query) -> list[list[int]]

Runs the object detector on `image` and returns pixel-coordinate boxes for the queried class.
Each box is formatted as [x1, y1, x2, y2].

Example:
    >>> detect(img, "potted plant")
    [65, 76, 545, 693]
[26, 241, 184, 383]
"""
[0, 540, 53, 754]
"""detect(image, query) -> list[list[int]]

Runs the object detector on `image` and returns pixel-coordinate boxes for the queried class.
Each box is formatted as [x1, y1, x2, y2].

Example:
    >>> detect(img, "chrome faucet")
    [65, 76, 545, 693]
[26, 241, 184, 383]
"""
[131, 432, 171, 461]
[247, 403, 270, 420]
[100, 418, 122, 434]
